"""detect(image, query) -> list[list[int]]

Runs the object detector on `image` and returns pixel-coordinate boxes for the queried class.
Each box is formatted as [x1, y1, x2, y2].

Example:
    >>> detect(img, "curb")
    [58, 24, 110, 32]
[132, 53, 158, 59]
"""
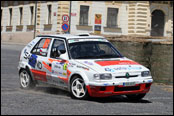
[1, 41, 27, 46]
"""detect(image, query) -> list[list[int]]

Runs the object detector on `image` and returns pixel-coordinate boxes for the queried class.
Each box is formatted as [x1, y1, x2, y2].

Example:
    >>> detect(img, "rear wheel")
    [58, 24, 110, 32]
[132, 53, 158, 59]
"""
[126, 93, 146, 101]
[19, 69, 35, 89]
[70, 76, 89, 99]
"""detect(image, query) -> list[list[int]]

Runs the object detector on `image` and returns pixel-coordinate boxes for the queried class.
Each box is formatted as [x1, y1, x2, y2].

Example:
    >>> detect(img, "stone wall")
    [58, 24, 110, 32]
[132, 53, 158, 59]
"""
[110, 38, 173, 84]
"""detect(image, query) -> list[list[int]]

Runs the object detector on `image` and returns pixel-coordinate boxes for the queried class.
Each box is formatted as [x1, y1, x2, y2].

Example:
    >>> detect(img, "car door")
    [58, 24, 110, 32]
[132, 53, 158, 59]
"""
[30, 37, 52, 83]
[48, 39, 69, 87]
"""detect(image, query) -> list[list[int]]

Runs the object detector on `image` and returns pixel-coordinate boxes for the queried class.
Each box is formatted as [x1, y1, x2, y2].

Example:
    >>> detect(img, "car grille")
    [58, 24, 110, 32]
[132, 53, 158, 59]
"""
[114, 85, 140, 92]
[115, 75, 138, 78]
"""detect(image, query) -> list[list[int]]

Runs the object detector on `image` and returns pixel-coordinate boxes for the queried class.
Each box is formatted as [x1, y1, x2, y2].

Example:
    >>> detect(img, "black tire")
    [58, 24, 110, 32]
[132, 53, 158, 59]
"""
[19, 69, 35, 89]
[126, 93, 146, 101]
[70, 76, 89, 100]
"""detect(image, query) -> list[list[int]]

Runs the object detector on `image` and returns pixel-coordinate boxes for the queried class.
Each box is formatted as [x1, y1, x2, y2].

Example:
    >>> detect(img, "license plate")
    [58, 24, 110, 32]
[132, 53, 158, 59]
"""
[123, 82, 136, 86]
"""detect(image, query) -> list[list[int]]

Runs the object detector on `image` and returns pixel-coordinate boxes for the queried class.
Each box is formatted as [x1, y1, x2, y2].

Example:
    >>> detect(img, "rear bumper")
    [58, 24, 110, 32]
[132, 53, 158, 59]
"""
[86, 83, 152, 97]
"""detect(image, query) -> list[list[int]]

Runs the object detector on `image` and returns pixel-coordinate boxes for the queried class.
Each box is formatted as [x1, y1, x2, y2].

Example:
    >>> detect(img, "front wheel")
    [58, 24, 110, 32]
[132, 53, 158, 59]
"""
[126, 93, 146, 101]
[70, 76, 89, 99]
[19, 69, 35, 89]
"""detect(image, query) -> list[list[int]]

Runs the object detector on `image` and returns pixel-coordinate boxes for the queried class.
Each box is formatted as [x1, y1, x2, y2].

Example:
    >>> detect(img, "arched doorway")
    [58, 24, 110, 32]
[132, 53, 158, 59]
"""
[151, 10, 165, 36]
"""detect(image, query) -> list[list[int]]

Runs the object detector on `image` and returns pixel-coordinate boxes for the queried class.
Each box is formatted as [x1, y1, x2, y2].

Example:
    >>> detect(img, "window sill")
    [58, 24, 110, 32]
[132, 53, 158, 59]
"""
[44, 24, 52, 31]
[145, 28, 151, 32]
[16, 25, 23, 31]
[167, 30, 172, 33]
[6, 26, 13, 32]
[76, 25, 93, 31]
[104, 26, 121, 33]
[27, 25, 34, 31]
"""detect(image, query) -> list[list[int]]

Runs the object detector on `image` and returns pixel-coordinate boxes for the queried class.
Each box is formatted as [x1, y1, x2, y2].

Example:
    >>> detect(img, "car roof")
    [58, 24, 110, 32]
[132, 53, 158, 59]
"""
[37, 34, 105, 40]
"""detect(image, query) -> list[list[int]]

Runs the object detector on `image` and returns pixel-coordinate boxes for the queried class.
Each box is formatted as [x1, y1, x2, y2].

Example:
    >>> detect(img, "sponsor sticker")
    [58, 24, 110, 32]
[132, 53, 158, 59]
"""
[114, 67, 127, 70]
[105, 68, 115, 72]
[114, 66, 142, 70]
[68, 39, 107, 43]
[96, 60, 139, 66]
[77, 65, 89, 71]
[63, 63, 68, 70]
[54, 65, 61, 69]
[27, 41, 35, 48]
[23, 49, 31, 60]
[68, 63, 76, 67]
[28, 54, 37, 68]
[37, 61, 42, 69]
[68, 39, 79, 43]
[84, 61, 93, 65]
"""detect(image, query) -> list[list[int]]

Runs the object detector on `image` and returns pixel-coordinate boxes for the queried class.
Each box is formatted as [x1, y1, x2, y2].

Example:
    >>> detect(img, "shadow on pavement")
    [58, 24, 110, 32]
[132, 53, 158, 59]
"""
[31, 86, 152, 103]
[86, 95, 152, 103]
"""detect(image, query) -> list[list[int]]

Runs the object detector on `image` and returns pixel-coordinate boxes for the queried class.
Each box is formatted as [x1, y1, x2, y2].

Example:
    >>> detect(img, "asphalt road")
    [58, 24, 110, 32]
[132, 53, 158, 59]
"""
[1, 43, 173, 115]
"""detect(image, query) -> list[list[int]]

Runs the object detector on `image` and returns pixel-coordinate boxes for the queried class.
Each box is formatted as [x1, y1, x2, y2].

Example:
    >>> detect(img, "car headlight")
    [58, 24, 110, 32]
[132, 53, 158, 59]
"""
[141, 71, 151, 77]
[93, 73, 112, 80]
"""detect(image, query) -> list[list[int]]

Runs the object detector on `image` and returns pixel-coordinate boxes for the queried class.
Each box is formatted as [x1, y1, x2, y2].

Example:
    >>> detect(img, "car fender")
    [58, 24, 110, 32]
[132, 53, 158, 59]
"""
[18, 61, 35, 81]
[68, 71, 90, 91]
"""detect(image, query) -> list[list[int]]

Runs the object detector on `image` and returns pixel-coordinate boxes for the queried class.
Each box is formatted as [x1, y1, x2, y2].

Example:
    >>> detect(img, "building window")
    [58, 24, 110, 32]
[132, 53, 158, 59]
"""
[107, 8, 119, 28]
[19, 7, 23, 25]
[47, 5, 52, 24]
[79, 5, 89, 26]
[30, 6, 34, 25]
[9, 8, 12, 26]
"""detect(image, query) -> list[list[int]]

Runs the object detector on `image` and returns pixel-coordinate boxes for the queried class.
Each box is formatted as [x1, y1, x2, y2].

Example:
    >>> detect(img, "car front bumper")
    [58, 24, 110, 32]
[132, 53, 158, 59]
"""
[86, 79, 153, 97]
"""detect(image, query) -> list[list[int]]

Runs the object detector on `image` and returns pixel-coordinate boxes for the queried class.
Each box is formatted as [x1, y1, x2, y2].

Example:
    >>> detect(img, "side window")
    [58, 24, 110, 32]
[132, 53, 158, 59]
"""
[31, 38, 52, 57]
[50, 39, 66, 58]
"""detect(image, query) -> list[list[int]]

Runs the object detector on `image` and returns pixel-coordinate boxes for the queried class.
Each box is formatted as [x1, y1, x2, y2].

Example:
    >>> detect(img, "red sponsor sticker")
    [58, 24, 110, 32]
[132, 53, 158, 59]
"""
[31, 69, 47, 82]
[95, 60, 139, 66]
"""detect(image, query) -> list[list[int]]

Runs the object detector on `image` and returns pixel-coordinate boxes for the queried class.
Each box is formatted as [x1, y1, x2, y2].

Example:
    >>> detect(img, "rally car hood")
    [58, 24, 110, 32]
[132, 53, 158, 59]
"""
[74, 57, 148, 73]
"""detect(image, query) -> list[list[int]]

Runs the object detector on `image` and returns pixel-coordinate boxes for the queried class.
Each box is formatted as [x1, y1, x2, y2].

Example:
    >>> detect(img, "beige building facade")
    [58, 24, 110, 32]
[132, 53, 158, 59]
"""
[1, 1, 173, 43]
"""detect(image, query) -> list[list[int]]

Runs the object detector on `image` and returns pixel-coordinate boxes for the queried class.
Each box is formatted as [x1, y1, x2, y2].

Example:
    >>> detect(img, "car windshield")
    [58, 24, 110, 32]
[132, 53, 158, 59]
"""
[68, 41, 123, 59]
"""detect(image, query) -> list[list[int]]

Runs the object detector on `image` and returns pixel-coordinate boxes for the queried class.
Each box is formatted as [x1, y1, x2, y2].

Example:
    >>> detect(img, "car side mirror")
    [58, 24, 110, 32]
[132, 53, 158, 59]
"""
[59, 53, 68, 61]
[56, 47, 66, 57]
[56, 49, 68, 61]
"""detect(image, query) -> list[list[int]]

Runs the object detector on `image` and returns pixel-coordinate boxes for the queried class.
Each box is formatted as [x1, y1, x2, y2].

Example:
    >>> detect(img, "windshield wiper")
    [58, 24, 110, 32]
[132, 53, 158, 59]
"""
[75, 54, 121, 59]
[75, 56, 96, 59]
[96, 54, 121, 58]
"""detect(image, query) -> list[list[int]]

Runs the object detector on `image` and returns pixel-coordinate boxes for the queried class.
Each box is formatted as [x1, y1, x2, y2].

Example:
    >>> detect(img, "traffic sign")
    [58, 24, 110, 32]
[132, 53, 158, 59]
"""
[62, 15, 69, 22]
[61, 23, 69, 32]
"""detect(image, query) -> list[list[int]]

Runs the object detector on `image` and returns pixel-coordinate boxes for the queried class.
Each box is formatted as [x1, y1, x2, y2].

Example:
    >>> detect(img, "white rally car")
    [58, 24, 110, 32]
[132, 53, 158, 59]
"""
[18, 34, 153, 100]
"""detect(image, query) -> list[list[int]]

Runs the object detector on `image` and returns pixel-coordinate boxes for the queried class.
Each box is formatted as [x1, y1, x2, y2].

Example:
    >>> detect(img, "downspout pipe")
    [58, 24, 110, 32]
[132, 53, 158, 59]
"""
[68, 1, 72, 34]
[33, 1, 37, 39]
